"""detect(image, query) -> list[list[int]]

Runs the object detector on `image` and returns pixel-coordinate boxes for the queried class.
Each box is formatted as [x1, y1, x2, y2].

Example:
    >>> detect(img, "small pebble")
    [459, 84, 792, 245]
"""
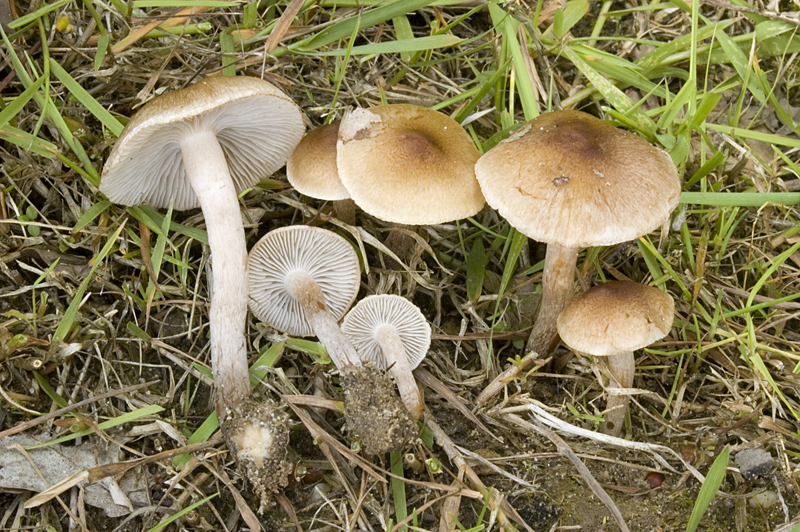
[735, 448, 774, 480]
[749, 490, 780, 508]
[645, 471, 665, 488]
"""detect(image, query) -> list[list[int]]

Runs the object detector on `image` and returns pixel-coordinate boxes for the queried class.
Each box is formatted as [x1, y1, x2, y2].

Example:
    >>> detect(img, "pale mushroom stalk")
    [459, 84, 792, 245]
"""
[526, 243, 580, 357]
[604, 351, 634, 435]
[474, 110, 680, 404]
[556, 281, 674, 437]
[180, 131, 250, 419]
[341, 294, 430, 421]
[375, 324, 423, 419]
[284, 270, 362, 369]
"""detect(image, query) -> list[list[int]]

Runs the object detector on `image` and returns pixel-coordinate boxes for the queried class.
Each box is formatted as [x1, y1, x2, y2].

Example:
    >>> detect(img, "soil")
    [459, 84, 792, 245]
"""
[341, 363, 418, 455]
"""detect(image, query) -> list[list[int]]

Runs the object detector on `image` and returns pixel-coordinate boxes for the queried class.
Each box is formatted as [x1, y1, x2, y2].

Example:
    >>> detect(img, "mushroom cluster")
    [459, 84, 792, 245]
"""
[247, 225, 418, 454]
[475, 110, 680, 403]
[101, 77, 683, 515]
[287, 104, 485, 256]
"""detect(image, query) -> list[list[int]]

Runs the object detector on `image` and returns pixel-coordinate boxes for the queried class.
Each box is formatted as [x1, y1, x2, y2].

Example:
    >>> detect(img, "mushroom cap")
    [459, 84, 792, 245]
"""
[247, 225, 361, 337]
[474, 110, 680, 248]
[556, 281, 674, 357]
[341, 295, 431, 371]
[336, 104, 485, 225]
[286, 121, 350, 201]
[101, 76, 305, 210]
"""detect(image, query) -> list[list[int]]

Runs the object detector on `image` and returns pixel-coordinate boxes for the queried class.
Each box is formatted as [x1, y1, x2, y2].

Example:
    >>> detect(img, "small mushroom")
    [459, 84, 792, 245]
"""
[556, 281, 674, 436]
[101, 76, 304, 422]
[342, 295, 431, 419]
[248, 226, 417, 453]
[337, 104, 485, 256]
[474, 110, 679, 402]
[287, 121, 356, 224]
[247, 225, 362, 369]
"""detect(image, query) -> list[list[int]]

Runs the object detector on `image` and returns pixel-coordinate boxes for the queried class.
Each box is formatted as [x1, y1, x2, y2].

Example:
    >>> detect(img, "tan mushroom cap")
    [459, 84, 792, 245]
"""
[557, 281, 674, 357]
[475, 110, 680, 248]
[286, 121, 350, 201]
[102, 76, 305, 210]
[336, 104, 485, 225]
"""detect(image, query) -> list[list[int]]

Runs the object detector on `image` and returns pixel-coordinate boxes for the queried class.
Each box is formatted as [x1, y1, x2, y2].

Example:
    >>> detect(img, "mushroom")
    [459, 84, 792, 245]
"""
[336, 104, 485, 256]
[342, 295, 431, 419]
[286, 121, 357, 224]
[101, 76, 304, 422]
[248, 226, 417, 453]
[474, 110, 680, 403]
[247, 225, 362, 369]
[556, 281, 674, 436]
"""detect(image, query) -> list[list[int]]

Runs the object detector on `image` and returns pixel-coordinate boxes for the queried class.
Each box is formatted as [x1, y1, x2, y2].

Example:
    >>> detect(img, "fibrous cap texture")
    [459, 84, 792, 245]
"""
[475, 110, 680, 248]
[557, 281, 674, 357]
[336, 104, 485, 225]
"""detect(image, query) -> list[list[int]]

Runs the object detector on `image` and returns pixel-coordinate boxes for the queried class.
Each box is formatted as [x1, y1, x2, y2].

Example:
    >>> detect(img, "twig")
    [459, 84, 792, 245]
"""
[500, 412, 631, 532]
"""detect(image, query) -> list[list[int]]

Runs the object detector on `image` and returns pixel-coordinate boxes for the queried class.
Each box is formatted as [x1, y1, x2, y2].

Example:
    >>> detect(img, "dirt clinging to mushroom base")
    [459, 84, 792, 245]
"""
[341, 363, 418, 454]
[222, 399, 292, 511]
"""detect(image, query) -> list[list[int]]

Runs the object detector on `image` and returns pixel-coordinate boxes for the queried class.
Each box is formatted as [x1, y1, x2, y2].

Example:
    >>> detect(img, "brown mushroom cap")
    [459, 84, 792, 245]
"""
[102, 76, 304, 210]
[336, 104, 485, 225]
[474, 110, 680, 247]
[286, 121, 350, 201]
[556, 281, 674, 357]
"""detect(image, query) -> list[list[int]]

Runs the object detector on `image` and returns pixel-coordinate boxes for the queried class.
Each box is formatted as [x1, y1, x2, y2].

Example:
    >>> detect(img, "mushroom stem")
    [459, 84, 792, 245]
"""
[333, 199, 356, 225]
[526, 243, 580, 357]
[603, 351, 634, 436]
[475, 243, 580, 404]
[285, 270, 362, 369]
[376, 324, 423, 419]
[180, 130, 250, 422]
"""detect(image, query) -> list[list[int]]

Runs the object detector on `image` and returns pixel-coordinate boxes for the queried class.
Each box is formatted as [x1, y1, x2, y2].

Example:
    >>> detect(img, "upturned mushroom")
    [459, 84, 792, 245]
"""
[248, 225, 417, 453]
[556, 281, 674, 436]
[101, 76, 304, 420]
[286, 121, 356, 224]
[101, 76, 304, 505]
[342, 295, 431, 419]
[336, 104, 485, 255]
[474, 110, 680, 402]
[247, 225, 362, 369]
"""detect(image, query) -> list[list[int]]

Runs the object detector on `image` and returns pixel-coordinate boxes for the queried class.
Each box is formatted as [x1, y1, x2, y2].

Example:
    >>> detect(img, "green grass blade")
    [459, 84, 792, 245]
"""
[299, 34, 462, 56]
[466, 237, 485, 303]
[0, 125, 59, 157]
[0, 74, 45, 130]
[28, 404, 164, 449]
[49, 58, 124, 137]
[391, 451, 408, 532]
[294, 0, 434, 51]
[146, 493, 218, 532]
[680, 192, 800, 206]
[686, 445, 729, 532]
[52, 222, 126, 344]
